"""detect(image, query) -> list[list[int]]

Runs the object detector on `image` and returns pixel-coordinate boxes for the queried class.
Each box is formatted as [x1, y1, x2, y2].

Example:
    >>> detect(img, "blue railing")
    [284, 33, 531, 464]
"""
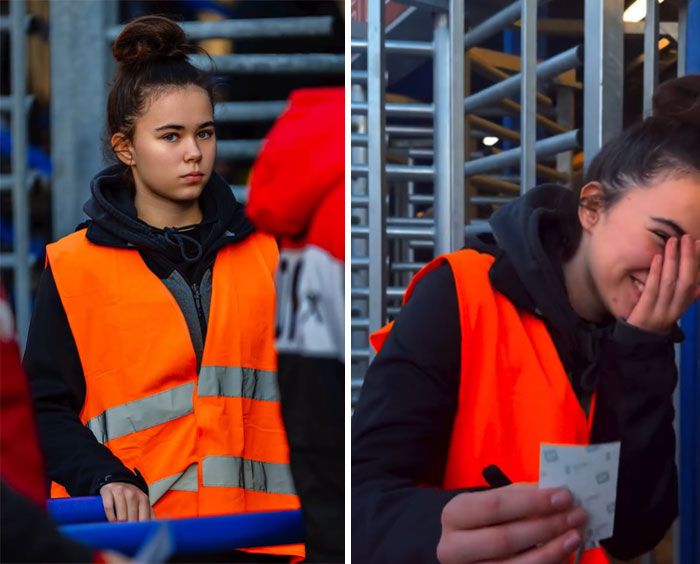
[48, 497, 304, 557]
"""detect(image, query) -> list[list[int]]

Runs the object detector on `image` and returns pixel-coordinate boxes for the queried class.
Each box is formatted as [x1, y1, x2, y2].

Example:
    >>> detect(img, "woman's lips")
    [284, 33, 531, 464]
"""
[181, 173, 204, 183]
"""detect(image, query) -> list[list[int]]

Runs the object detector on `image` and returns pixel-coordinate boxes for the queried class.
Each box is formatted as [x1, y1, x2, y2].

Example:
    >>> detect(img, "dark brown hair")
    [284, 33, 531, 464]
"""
[106, 15, 216, 155]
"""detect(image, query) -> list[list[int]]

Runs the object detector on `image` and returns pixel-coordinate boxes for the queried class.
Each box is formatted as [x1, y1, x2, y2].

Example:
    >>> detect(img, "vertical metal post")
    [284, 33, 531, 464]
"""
[583, 0, 623, 169]
[433, 0, 464, 254]
[677, 0, 688, 77]
[520, 0, 537, 192]
[50, 0, 118, 239]
[367, 0, 387, 341]
[10, 0, 30, 350]
[555, 86, 575, 185]
[643, 0, 659, 116]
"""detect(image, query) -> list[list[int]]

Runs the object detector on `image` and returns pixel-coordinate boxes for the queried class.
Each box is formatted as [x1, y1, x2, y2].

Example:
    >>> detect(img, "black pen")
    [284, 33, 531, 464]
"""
[482, 464, 512, 488]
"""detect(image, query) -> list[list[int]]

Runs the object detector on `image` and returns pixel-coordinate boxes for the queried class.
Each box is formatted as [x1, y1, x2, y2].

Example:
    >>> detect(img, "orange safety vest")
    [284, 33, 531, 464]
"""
[372, 250, 609, 564]
[46, 229, 303, 559]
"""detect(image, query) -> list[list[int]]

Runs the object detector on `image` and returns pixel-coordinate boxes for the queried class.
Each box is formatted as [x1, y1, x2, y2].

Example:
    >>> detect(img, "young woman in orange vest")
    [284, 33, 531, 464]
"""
[24, 15, 302, 561]
[352, 75, 700, 563]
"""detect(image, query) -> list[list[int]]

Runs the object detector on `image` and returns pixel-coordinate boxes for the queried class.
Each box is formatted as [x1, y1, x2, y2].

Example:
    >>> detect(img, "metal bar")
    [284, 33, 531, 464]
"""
[352, 287, 407, 299]
[351, 38, 434, 55]
[471, 175, 521, 192]
[351, 164, 434, 180]
[464, 130, 581, 176]
[216, 140, 263, 160]
[0, 94, 33, 112]
[352, 70, 368, 83]
[386, 125, 434, 136]
[352, 225, 435, 240]
[463, 45, 583, 113]
[468, 115, 520, 143]
[61, 510, 304, 555]
[367, 0, 387, 340]
[520, 0, 537, 192]
[190, 54, 344, 74]
[10, 0, 30, 351]
[433, 0, 465, 255]
[48, 497, 106, 525]
[106, 16, 335, 41]
[678, 0, 687, 77]
[500, 98, 568, 134]
[51, 0, 118, 239]
[464, 0, 524, 50]
[351, 102, 434, 118]
[214, 101, 287, 122]
[643, 0, 660, 116]
[583, 0, 623, 169]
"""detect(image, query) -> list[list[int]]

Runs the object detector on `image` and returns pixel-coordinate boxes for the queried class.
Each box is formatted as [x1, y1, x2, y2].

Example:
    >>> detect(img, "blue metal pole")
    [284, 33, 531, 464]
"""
[47, 496, 106, 525]
[680, 4, 700, 563]
[59, 510, 304, 556]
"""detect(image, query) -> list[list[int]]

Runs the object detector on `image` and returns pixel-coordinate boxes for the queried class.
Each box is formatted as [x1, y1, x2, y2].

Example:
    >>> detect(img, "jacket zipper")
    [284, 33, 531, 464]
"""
[191, 282, 208, 345]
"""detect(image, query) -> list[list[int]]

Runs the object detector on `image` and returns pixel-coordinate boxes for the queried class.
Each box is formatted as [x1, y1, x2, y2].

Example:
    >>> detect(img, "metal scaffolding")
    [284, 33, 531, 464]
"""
[351, 0, 584, 399]
[1, 0, 31, 350]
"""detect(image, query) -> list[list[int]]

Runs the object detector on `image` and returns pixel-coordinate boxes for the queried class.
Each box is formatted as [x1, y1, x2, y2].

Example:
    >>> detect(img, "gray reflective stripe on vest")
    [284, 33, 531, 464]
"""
[202, 456, 296, 495]
[198, 366, 279, 402]
[148, 463, 198, 505]
[86, 382, 195, 444]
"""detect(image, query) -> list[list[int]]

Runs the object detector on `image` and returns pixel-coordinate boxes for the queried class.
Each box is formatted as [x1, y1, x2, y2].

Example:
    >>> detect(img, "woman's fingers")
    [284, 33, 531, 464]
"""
[657, 237, 680, 308]
[137, 493, 151, 522]
[627, 254, 662, 326]
[442, 485, 574, 531]
[445, 507, 587, 562]
[671, 236, 700, 312]
[492, 529, 582, 564]
[112, 488, 128, 522]
[101, 488, 117, 522]
[99, 483, 149, 522]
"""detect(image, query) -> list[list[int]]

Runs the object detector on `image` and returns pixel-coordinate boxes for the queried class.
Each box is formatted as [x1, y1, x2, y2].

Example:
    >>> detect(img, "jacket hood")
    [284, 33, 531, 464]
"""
[488, 184, 583, 330]
[81, 163, 254, 260]
[480, 184, 605, 396]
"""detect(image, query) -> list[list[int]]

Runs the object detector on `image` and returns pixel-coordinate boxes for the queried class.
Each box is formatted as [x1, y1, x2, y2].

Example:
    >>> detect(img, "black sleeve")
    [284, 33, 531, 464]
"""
[0, 480, 97, 563]
[23, 265, 148, 497]
[352, 264, 468, 564]
[594, 321, 679, 560]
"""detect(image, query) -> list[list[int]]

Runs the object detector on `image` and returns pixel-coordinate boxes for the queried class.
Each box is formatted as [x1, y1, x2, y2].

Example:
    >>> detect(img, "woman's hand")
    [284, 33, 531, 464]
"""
[99, 482, 155, 522]
[627, 235, 700, 333]
[437, 484, 587, 564]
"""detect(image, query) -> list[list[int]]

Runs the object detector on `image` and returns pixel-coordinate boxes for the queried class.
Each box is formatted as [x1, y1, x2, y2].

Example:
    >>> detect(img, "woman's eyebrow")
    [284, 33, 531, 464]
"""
[651, 217, 687, 237]
[154, 121, 215, 131]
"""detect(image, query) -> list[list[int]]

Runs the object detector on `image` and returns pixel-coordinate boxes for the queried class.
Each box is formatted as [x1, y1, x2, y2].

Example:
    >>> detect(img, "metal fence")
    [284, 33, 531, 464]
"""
[1, 0, 32, 350]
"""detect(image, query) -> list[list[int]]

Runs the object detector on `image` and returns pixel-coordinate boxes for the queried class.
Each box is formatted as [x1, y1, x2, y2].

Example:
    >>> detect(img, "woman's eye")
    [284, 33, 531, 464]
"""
[198, 130, 214, 139]
[163, 133, 178, 142]
[652, 230, 670, 244]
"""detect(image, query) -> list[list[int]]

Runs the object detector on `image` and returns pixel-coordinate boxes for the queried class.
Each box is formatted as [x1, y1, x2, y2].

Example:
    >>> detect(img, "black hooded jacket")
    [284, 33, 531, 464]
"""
[23, 163, 256, 497]
[352, 184, 681, 563]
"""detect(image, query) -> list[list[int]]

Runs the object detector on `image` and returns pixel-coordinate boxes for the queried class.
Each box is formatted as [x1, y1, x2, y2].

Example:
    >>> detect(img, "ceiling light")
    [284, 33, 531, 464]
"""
[483, 136, 499, 146]
[623, 0, 664, 23]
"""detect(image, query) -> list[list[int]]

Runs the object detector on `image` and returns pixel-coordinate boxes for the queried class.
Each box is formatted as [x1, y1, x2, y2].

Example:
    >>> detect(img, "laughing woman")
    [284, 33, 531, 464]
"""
[24, 15, 302, 561]
[352, 75, 700, 564]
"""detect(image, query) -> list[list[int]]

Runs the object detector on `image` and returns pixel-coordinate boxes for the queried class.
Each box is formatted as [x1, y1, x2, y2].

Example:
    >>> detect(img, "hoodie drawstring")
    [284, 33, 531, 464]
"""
[163, 228, 203, 263]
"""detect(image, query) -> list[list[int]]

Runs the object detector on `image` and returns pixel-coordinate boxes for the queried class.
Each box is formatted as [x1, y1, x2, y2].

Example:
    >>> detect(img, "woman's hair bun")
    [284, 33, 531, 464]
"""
[112, 15, 196, 68]
[652, 74, 700, 129]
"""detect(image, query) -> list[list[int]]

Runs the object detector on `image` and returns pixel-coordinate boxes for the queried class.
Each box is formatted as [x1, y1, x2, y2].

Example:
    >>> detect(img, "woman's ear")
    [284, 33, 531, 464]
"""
[578, 181, 604, 231]
[111, 133, 134, 166]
